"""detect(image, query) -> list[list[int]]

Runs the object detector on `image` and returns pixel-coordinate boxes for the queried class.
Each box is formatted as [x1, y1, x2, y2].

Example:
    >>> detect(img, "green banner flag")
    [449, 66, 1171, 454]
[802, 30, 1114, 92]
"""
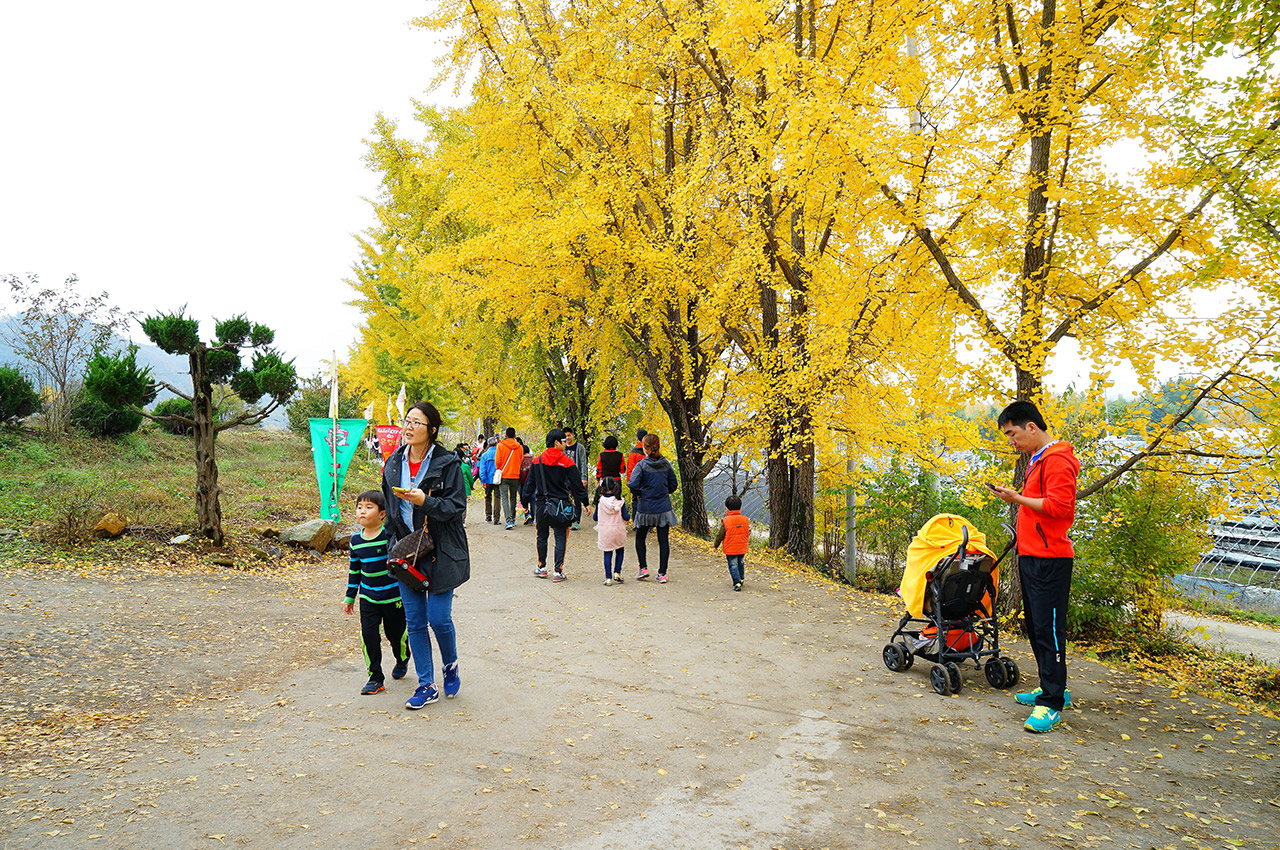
[309, 418, 368, 522]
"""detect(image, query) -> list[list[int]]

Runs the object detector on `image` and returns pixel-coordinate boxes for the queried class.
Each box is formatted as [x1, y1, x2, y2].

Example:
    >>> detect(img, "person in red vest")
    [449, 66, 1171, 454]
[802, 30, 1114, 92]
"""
[713, 494, 750, 591]
[624, 428, 648, 520]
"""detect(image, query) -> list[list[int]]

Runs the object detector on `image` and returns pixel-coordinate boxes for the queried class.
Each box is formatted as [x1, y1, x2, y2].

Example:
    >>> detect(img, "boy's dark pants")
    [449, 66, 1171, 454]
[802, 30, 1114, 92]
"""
[360, 599, 409, 683]
[535, 516, 569, 571]
[1018, 555, 1072, 711]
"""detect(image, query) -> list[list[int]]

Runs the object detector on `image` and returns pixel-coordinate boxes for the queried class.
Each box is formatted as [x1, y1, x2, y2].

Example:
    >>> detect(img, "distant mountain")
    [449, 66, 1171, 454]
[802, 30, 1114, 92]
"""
[0, 316, 288, 429]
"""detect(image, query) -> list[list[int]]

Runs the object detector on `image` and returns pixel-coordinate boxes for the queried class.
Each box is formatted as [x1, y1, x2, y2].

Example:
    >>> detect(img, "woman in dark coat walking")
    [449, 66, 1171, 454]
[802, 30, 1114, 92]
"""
[381, 401, 470, 710]
[627, 433, 678, 583]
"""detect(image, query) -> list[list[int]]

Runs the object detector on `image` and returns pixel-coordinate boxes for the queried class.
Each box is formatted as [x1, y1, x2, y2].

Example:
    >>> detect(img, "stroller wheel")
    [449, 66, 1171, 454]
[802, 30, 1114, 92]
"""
[896, 642, 914, 670]
[1001, 657, 1020, 688]
[984, 657, 1008, 689]
[930, 664, 951, 695]
[883, 643, 906, 672]
[945, 662, 963, 694]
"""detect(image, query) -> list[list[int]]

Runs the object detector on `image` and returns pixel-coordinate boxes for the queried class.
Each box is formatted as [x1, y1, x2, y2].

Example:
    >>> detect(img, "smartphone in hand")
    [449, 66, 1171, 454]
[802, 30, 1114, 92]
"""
[985, 482, 1000, 492]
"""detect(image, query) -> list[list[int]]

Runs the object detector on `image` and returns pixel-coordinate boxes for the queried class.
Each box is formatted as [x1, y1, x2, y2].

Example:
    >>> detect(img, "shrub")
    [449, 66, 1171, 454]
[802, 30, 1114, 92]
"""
[72, 393, 143, 437]
[285, 373, 366, 437]
[1072, 470, 1212, 637]
[0, 366, 40, 423]
[152, 398, 195, 435]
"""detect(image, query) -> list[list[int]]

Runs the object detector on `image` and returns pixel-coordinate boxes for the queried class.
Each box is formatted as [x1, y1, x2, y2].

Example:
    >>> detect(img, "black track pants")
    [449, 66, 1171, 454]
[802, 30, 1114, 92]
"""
[1018, 555, 1073, 711]
[360, 598, 409, 683]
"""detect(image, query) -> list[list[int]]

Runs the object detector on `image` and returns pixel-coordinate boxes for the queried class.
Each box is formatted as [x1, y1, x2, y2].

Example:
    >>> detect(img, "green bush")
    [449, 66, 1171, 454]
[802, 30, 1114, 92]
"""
[0, 366, 40, 423]
[152, 398, 195, 435]
[1072, 470, 1212, 639]
[857, 455, 1010, 573]
[285, 374, 366, 437]
[72, 393, 143, 437]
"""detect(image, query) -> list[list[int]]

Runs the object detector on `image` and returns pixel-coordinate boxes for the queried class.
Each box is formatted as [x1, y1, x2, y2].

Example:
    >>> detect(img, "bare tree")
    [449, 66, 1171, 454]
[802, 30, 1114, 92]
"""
[2, 274, 130, 434]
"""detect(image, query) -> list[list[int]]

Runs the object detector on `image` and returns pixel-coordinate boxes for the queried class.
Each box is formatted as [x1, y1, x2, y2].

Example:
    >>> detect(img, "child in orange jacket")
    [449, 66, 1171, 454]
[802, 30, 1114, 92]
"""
[713, 494, 750, 591]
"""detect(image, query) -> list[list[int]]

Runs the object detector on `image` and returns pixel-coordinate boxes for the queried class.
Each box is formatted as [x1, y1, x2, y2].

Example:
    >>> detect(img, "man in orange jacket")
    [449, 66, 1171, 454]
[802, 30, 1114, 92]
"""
[990, 401, 1079, 734]
[494, 427, 524, 529]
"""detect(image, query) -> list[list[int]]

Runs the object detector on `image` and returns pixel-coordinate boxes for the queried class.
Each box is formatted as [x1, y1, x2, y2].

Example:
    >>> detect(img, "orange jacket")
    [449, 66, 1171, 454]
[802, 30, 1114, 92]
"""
[1016, 440, 1079, 558]
[495, 438, 524, 479]
[716, 510, 750, 555]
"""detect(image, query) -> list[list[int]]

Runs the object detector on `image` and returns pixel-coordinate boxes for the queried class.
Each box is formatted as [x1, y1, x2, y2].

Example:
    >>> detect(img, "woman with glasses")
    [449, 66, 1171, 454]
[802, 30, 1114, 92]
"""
[381, 401, 471, 710]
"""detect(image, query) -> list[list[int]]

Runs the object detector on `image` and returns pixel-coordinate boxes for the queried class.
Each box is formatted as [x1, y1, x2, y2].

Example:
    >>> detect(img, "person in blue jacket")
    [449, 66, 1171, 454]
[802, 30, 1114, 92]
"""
[478, 436, 500, 525]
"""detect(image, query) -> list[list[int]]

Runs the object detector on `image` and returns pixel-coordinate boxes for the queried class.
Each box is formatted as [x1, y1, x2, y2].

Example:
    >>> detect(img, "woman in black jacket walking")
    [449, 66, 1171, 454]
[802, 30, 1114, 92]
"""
[381, 401, 470, 710]
[627, 433, 678, 582]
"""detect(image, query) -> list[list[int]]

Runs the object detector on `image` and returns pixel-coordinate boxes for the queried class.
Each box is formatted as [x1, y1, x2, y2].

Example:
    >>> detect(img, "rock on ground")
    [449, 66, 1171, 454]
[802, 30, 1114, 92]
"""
[279, 518, 337, 552]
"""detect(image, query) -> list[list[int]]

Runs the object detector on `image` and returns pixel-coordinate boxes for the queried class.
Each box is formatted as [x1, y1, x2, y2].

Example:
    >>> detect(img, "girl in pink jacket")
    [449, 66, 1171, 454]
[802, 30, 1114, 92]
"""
[594, 478, 630, 586]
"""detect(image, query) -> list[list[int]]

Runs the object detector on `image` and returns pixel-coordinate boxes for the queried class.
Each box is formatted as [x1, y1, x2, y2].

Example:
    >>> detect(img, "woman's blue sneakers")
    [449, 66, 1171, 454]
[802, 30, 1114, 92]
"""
[443, 662, 461, 698]
[406, 683, 439, 709]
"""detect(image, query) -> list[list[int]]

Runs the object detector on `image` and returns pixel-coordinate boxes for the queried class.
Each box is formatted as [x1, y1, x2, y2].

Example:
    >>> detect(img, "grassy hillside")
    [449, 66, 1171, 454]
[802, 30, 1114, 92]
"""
[0, 425, 386, 540]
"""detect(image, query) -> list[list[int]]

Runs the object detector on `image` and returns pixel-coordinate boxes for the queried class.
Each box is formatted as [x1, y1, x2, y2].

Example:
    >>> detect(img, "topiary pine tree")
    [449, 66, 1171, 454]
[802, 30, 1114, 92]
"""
[88, 310, 297, 545]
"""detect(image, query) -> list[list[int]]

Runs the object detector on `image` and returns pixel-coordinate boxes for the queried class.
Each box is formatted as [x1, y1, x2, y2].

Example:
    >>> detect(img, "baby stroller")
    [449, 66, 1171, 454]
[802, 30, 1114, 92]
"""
[882, 514, 1020, 695]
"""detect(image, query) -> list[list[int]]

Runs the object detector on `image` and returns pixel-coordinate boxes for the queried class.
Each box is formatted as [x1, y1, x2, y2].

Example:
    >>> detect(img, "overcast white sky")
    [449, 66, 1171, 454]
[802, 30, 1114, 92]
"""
[0, 1, 454, 377]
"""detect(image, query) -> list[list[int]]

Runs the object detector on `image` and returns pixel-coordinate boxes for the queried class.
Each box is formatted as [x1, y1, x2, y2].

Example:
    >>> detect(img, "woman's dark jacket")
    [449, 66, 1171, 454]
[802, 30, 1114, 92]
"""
[627, 455, 678, 514]
[381, 443, 470, 593]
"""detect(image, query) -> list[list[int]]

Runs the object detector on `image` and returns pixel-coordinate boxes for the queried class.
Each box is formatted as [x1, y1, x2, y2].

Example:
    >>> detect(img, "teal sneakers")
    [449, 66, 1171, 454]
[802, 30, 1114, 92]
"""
[1024, 705, 1062, 733]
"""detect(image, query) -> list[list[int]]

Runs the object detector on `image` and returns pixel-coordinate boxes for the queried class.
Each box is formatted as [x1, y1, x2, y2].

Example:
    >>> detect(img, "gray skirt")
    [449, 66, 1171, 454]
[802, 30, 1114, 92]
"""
[634, 509, 678, 528]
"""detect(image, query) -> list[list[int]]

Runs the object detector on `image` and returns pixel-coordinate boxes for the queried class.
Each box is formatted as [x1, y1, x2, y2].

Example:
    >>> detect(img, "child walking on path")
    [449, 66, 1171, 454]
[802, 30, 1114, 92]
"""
[343, 490, 409, 695]
[713, 494, 750, 591]
[594, 477, 630, 585]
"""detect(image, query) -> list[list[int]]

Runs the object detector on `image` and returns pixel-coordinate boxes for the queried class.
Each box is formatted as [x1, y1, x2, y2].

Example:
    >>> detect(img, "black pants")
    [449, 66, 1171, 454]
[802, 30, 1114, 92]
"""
[536, 516, 569, 572]
[1019, 555, 1072, 711]
[635, 525, 670, 575]
[484, 483, 501, 522]
[360, 598, 409, 683]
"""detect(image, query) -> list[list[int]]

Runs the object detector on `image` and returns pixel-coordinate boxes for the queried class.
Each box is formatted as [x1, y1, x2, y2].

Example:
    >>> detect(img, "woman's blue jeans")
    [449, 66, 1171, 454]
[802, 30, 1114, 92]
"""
[399, 583, 457, 688]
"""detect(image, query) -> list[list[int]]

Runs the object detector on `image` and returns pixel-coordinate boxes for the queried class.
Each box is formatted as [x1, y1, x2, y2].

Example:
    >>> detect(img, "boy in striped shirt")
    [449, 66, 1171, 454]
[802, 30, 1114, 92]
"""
[343, 490, 410, 695]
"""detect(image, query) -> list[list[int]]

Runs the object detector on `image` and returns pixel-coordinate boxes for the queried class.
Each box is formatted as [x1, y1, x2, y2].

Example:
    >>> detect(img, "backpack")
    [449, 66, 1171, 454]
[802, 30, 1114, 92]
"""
[534, 462, 575, 528]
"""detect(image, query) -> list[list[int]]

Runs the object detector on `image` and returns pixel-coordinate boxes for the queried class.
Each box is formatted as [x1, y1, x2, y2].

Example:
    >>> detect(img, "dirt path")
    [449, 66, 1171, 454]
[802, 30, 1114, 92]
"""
[1166, 611, 1280, 668]
[2, 505, 1278, 849]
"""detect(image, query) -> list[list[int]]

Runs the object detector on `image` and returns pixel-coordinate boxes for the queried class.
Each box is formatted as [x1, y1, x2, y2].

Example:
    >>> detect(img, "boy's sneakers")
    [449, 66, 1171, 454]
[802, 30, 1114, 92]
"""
[571, 522, 580, 531]
[1024, 705, 1062, 733]
[360, 679, 385, 695]
[733, 582, 742, 591]
[505, 521, 515, 530]
[443, 663, 460, 698]
[534, 565, 548, 578]
[613, 571, 624, 584]
[656, 573, 668, 583]
[604, 578, 613, 586]
[1014, 687, 1073, 709]
[405, 684, 439, 709]
[391, 660, 409, 680]
[523, 515, 534, 526]
[636, 567, 649, 580]
[552, 570, 566, 582]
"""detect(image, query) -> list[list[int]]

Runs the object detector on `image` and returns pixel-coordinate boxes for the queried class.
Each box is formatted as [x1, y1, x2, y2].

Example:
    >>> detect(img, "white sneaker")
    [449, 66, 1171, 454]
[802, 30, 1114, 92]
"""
[604, 578, 613, 586]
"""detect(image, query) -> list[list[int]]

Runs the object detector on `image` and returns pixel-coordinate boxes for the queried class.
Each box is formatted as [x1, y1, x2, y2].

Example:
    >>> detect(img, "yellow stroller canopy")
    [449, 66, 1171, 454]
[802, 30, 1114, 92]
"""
[899, 514, 998, 619]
